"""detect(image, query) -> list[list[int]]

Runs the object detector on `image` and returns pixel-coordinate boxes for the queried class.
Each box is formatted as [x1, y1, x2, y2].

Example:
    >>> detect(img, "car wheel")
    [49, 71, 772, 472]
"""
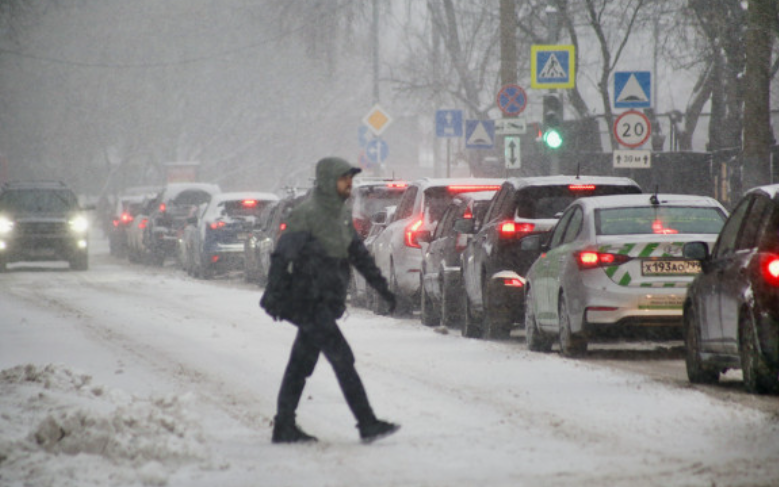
[558, 294, 587, 357]
[420, 278, 440, 327]
[462, 292, 483, 338]
[684, 304, 719, 384]
[441, 273, 464, 328]
[525, 288, 553, 352]
[739, 308, 779, 394]
[483, 279, 511, 340]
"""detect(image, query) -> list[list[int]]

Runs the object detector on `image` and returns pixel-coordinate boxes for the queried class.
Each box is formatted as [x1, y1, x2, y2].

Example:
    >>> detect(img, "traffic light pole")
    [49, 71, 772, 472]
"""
[546, 1, 561, 176]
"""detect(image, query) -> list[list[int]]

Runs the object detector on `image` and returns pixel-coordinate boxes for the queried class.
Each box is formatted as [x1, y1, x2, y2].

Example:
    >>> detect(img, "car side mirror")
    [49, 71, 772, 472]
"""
[453, 218, 475, 234]
[683, 241, 710, 261]
[371, 210, 388, 226]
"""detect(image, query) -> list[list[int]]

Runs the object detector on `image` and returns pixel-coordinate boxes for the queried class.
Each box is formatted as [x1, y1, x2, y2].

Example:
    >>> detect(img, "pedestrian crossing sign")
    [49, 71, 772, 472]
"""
[531, 45, 575, 89]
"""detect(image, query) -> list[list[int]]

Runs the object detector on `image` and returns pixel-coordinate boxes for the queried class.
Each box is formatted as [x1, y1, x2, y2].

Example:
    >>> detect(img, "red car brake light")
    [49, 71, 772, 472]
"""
[652, 219, 678, 234]
[209, 221, 226, 230]
[279, 222, 287, 232]
[387, 182, 407, 188]
[577, 251, 632, 269]
[760, 254, 779, 286]
[159, 203, 166, 213]
[499, 221, 535, 239]
[569, 184, 596, 191]
[463, 207, 473, 219]
[242, 199, 258, 208]
[447, 185, 501, 193]
[404, 218, 424, 248]
[139, 218, 148, 230]
[120, 212, 134, 224]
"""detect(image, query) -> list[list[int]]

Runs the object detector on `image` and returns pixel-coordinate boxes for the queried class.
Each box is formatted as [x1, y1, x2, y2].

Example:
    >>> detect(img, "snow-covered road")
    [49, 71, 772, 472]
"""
[1, 240, 778, 487]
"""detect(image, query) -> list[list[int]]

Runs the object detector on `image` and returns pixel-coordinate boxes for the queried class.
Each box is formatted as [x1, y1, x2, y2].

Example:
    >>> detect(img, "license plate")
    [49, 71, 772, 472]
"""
[641, 259, 701, 276]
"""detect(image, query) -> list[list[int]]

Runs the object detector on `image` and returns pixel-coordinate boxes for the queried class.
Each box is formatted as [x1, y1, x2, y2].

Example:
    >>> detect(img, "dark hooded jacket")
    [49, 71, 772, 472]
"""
[260, 157, 391, 326]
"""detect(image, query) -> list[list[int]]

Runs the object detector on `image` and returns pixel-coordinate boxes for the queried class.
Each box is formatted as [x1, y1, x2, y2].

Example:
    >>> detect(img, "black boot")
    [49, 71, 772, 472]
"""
[358, 419, 400, 444]
[272, 416, 318, 444]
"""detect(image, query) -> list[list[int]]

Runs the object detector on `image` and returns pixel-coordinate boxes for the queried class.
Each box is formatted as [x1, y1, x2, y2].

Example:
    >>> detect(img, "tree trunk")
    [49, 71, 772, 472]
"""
[742, 0, 776, 191]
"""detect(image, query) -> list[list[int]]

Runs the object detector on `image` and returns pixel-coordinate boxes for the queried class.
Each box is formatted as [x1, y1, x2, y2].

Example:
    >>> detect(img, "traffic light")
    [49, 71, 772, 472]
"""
[542, 94, 564, 150]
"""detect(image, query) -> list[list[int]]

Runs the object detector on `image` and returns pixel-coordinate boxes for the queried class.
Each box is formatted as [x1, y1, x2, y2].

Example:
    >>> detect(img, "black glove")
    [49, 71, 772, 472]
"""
[260, 292, 282, 321]
[380, 290, 397, 315]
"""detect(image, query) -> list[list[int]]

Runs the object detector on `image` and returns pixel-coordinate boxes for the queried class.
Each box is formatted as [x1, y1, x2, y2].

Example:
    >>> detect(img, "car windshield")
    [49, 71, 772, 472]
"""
[515, 184, 641, 219]
[0, 189, 78, 212]
[595, 206, 727, 235]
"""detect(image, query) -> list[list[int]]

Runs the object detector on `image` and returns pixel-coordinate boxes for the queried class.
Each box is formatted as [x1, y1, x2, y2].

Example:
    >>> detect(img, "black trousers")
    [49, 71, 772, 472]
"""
[276, 312, 376, 426]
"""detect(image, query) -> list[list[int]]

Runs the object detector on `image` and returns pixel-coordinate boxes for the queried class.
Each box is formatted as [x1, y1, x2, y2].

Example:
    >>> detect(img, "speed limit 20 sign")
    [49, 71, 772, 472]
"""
[614, 110, 651, 148]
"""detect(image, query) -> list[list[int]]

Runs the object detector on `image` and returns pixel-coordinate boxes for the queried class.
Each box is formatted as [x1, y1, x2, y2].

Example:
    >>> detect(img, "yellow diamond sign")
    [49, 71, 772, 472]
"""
[363, 104, 393, 136]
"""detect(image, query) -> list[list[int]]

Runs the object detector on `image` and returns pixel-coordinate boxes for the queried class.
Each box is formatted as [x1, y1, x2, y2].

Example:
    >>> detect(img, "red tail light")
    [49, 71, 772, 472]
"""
[447, 185, 501, 193]
[576, 251, 632, 269]
[242, 199, 258, 208]
[139, 218, 148, 230]
[404, 218, 424, 248]
[209, 221, 226, 230]
[498, 221, 535, 239]
[387, 182, 407, 188]
[112, 219, 120, 228]
[279, 222, 287, 232]
[463, 207, 473, 219]
[159, 203, 166, 213]
[760, 254, 779, 286]
[211, 255, 220, 263]
[503, 278, 525, 288]
[120, 212, 134, 224]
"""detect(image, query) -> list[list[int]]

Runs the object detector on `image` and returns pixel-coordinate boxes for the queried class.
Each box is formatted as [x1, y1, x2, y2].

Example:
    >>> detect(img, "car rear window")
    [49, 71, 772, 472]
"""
[595, 206, 727, 235]
[514, 184, 641, 219]
[220, 200, 273, 218]
[353, 186, 406, 218]
[0, 189, 79, 212]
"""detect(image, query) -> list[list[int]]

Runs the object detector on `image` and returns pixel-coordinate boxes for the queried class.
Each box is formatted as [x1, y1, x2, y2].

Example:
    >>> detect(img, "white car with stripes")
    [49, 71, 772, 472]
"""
[523, 193, 728, 356]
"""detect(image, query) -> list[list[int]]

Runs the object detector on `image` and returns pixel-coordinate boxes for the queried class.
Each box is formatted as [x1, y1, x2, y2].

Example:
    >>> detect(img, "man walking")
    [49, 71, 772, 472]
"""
[260, 157, 400, 444]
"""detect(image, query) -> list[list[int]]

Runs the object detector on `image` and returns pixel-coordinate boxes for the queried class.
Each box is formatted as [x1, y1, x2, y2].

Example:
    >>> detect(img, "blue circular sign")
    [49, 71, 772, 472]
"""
[496, 84, 527, 116]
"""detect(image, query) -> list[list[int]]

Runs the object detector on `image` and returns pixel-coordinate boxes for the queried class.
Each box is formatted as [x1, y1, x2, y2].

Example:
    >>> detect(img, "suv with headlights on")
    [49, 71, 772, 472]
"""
[0, 181, 93, 271]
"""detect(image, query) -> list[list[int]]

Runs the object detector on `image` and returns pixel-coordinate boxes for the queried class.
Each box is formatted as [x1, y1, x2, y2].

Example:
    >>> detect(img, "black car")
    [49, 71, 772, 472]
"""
[460, 175, 642, 339]
[418, 190, 497, 327]
[144, 183, 221, 266]
[683, 184, 779, 394]
[0, 180, 93, 271]
[243, 191, 309, 286]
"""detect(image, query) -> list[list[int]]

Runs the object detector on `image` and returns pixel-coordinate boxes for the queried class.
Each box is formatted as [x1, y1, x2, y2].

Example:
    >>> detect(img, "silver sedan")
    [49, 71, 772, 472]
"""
[524, 193, 728, 356]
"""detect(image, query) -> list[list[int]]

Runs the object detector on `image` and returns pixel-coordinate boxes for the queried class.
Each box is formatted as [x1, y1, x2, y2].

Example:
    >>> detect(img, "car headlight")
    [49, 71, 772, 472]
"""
[0, 216, 14, 234]
[69, 215, 89, 233]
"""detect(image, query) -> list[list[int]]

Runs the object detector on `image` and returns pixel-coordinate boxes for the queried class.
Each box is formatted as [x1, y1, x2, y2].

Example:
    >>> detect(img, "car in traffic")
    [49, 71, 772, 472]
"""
[0, 180, 93, 271]
[370, 178, 505, 314]
[350, 177, 408, 239]
[144, 183, 221, 266]
[523, 193, 727, 356]
[125, 196, 158, 264]
[418, 190, 497, 327]
[682, 184, 779, 394]
[460, 175, 643, 339]
[107, 186, 160, 257]
[243, 191, 309, 285]
[182, 192, 278, 279]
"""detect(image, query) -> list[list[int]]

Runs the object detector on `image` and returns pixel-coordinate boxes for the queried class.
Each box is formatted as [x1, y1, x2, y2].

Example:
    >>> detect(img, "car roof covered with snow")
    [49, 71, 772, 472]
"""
[576, 193, 727, 212]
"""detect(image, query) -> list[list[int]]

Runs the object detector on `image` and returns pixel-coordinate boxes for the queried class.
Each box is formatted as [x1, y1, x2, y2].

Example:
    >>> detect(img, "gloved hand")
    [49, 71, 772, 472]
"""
[380, 290, 397, 315]
[260, 292, 282, 321]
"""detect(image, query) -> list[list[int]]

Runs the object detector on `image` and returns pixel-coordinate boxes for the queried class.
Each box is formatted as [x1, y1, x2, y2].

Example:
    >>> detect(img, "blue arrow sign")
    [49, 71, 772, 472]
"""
[465, 120, 495, 149]
[436, 109, 463, 138]
[614, 71, 651, 108]
[366, 138, 389, 165]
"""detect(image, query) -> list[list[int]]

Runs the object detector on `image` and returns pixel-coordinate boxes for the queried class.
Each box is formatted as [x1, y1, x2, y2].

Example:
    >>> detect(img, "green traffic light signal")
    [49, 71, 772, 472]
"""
[543, 128, 563, 149]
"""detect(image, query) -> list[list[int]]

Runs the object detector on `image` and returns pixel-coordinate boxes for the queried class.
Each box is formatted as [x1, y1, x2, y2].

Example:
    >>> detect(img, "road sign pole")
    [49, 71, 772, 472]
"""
[446, 139, 451, 178]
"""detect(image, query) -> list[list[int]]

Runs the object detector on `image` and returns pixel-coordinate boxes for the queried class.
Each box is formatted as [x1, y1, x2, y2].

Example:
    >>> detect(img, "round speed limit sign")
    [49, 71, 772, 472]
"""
[614, 110, 651, 148]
